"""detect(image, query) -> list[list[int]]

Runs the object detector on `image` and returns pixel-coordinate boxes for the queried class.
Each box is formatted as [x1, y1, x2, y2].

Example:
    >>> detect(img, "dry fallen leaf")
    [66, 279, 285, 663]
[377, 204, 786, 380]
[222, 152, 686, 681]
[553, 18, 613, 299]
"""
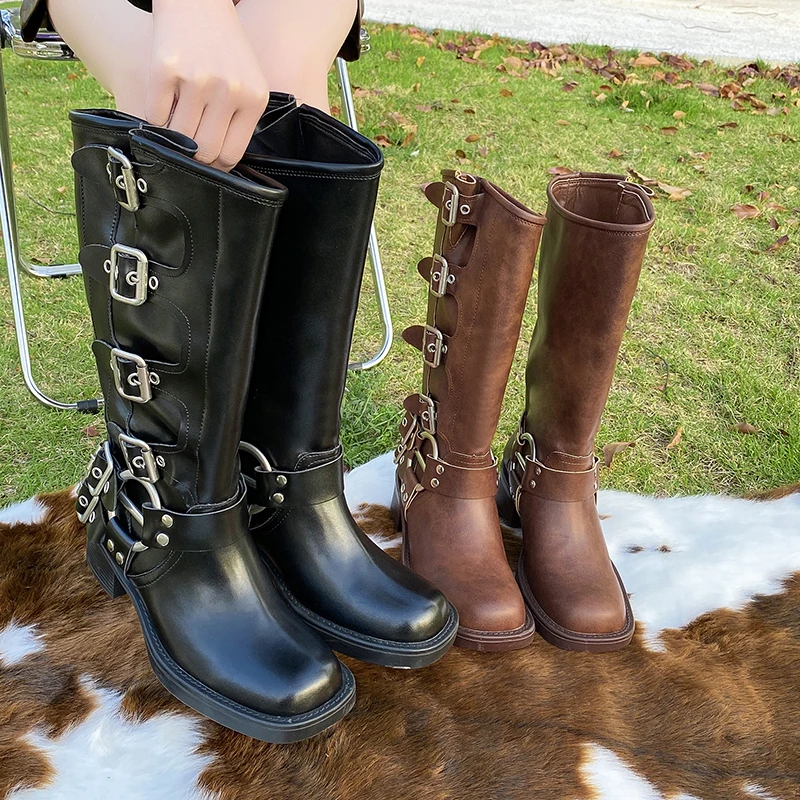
[603, 441, 636, 468]
[697, 83, 720, 97]
[766, 235, 790, 253]
[666, 427, 684, 450]
[673, 110, 687, 120]
[718, 121, 738, 129]
[660, 126, 679, 136]
[607, 148, 624, 159]
[769, 217, 780, 231]
[548, 166, 574, 176]
[731, 203, 761, 220]
[82, 424, 100, 438]
[656, 182, 692, 201]
[632, 54, 661, 68]
[465, 134, 481, 143]
[385, 50, 401, 62]
[499, 88, 514, 98]
[416, 56, 426, 68]
[556, 119, 570, 126]
[373, 134, 392, 148]
[733, 422, 760, 435]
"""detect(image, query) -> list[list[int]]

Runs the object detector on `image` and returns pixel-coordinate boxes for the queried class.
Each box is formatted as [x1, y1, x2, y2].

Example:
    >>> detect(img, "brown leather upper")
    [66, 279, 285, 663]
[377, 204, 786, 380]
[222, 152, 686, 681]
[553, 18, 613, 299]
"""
[503, 173, 654, 641]
[395, 170, 545, 639]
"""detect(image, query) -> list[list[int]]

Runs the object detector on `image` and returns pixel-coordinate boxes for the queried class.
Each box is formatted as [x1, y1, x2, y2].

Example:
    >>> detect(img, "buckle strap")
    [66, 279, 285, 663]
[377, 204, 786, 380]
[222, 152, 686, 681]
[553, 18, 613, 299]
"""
[76, 442, 114, 524]
[105, 243, 158, 306]
[110, 347, 161, 404]
[401, 325, 450, 370]
[107, 146, 147, 212]
[417, 255, 457, 297]
[252, 456, 344, 510]
[511, 432, 599, 505]
[139, 483, 250, 552]
[118, 433, 163, 483]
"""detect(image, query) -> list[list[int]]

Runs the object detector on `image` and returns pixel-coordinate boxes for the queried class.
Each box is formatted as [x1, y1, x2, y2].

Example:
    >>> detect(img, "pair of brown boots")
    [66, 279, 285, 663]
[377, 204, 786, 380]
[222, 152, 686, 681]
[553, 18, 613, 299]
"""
[391, 170, 655, 653]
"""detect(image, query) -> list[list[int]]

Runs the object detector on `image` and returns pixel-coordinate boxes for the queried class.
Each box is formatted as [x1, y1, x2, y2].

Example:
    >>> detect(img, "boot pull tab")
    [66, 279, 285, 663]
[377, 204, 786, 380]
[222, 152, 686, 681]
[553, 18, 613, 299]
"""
[617, 179, 655, 217]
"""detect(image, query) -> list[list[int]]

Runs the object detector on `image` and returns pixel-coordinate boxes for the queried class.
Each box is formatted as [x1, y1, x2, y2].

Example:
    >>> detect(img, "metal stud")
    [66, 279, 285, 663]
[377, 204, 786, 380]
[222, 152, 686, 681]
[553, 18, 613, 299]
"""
[535, 467, 542, 476]
[78, 495, 89, 508]
[272, 493, 284, 504]
[161, 514, 174, 528]
[115, 552, 125, 565]
[276, 475, 287, 487]
[431, 478, 440, 488]
[106, 538, 115, 552]
[530, 480, 537, 488]
[156, 532, 170, 547]
[460, 204, 471, 215]
[402, 418, 408, 427]
[402, 492, 408, 502]
[89, 511, 96, 523]
[156, 455, 166, 468]
[436, 464, 445, 475]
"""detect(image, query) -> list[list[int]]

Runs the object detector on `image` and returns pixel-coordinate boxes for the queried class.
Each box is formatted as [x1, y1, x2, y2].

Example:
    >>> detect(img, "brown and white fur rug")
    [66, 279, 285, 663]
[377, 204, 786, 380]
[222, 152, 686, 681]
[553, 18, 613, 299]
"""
[1, 451, 799, 800]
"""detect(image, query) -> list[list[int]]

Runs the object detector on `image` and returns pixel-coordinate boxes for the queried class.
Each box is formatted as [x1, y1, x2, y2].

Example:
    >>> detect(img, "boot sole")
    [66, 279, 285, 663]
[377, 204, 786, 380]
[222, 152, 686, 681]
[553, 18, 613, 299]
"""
[87, 540, 356, 742]
[497, 468, 636, 654]
[260, 554, 459, 669]
[392, 482, 537, 653]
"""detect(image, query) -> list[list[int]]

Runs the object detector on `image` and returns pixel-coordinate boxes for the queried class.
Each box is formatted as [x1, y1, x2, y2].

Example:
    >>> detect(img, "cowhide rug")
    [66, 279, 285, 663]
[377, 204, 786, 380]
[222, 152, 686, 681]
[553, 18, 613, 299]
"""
[1, 452, 799, 800]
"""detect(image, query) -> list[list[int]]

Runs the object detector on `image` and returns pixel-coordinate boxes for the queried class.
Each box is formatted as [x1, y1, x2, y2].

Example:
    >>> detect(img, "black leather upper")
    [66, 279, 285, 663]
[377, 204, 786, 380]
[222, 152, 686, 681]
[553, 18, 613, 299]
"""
[241, 106, 452, 646]
[73, 109, 345, 717]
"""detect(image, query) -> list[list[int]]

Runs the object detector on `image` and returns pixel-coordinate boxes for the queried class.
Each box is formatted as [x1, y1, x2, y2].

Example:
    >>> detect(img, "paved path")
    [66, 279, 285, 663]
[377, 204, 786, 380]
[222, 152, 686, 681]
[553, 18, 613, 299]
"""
[366, 0, 800, 64]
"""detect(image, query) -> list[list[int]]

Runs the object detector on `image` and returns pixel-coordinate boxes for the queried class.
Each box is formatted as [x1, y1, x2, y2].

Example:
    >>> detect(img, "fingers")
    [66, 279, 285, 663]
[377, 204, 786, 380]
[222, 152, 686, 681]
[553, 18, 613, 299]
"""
[144, 71, 177, 128]
[207, 107, 265, 172]
[167, 83, 205, 142]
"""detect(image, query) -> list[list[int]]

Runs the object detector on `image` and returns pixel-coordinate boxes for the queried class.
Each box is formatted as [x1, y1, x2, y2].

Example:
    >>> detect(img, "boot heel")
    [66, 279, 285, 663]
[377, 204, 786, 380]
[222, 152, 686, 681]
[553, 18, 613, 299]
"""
[86, 541, 126, 598]
[496, 467, 522, 529]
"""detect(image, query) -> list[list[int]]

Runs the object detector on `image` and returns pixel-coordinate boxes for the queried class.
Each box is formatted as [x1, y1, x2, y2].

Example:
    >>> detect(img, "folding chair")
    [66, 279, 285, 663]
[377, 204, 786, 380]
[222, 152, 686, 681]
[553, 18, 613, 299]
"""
[0, 7, 392, 413]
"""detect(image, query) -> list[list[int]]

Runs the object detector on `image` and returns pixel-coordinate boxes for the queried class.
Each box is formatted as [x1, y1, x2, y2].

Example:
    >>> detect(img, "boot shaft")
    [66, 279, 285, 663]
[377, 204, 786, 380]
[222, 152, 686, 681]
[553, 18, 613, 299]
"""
[525, 173, 655, 462]
[72, 111, 286, 509]
[241, 105, 383, 469]
[405, 171, 545, 461]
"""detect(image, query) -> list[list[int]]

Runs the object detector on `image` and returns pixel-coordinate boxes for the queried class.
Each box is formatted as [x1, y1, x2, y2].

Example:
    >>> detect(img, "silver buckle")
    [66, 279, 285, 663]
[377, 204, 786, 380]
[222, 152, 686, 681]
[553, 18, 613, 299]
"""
[430, 254, 451, 297]
[107, 147, 142, 212]
[441, 181, 459, 227]
[423, 325, 446, 369]
[119, 433, 160, 483]
[108, 244, 150, 306]
[83, 441, 114, 497]
[110, 348, 156, 404]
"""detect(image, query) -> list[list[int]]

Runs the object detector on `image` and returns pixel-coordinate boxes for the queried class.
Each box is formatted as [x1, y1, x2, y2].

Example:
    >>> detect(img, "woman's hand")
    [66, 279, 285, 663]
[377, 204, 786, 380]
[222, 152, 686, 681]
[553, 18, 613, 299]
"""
[147, 0, 268, 171]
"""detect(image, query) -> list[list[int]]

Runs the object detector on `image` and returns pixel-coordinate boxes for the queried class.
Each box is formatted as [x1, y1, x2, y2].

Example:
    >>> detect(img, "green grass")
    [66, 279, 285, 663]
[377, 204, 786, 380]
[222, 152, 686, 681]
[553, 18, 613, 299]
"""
[1, 24, 799, 504]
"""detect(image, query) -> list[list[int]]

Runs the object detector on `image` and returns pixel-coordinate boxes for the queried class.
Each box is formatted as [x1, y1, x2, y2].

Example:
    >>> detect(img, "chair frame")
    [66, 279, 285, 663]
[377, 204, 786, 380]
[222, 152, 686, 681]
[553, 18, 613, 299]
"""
[0, 7, 391, 414]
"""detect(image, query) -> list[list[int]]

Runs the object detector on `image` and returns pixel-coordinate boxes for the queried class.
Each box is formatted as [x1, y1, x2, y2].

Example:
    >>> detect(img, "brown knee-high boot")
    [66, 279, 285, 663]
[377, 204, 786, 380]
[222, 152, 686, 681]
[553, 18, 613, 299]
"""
[392, 170, 546, 651]
[497, 172, 655, 652]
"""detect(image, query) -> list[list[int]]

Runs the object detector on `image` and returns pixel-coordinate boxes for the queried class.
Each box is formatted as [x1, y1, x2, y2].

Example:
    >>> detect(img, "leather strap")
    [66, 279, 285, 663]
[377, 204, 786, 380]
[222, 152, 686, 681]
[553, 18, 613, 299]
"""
[252, 456, 344, 510]
[139, 485, 250, 551]
[402, 325, 450, 369]
[509, 433, 600, 504]
[423, 181, 485, 224]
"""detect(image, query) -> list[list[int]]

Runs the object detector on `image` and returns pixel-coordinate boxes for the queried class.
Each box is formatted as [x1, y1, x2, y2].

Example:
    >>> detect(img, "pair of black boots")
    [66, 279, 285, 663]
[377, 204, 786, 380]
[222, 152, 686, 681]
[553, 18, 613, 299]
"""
[73, 95, 458, 742]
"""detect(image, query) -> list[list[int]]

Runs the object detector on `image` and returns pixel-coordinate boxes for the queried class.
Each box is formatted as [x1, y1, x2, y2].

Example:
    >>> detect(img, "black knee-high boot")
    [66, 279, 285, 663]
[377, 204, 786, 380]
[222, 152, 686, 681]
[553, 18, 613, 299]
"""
[240, 102, 459, 668]
[72, 110, 355, 741]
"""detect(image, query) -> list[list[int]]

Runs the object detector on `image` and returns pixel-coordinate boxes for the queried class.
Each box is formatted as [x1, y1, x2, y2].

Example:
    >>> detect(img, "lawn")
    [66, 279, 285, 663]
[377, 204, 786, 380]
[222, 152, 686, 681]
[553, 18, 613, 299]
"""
[0, 23, 798, 505]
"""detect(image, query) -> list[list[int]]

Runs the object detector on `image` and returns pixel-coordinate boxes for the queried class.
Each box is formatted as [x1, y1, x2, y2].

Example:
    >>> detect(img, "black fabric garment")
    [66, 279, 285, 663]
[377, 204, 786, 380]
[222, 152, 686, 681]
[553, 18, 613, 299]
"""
[20, 0, 363, 60]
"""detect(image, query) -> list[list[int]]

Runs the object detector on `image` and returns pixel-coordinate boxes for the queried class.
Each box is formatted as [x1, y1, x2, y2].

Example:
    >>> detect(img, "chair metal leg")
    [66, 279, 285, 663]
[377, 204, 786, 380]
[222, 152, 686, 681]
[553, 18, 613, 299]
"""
[0, 52, 100, 412]
[336, 57, 393, 372]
